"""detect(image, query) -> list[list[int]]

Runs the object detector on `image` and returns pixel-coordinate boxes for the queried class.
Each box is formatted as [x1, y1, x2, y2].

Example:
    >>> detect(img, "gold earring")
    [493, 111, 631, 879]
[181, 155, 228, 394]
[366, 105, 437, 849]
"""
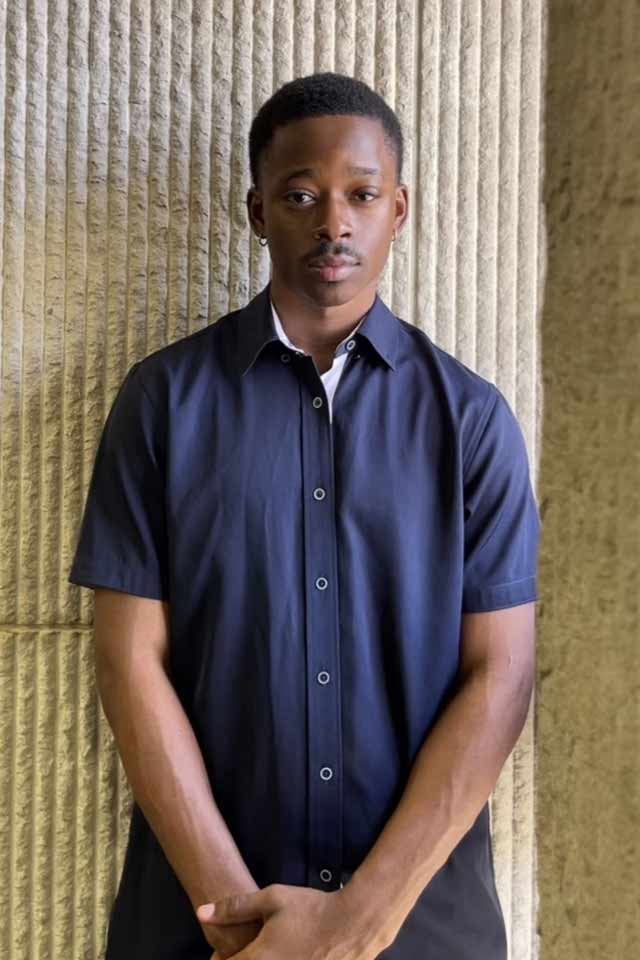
[392, 230, 397, 242]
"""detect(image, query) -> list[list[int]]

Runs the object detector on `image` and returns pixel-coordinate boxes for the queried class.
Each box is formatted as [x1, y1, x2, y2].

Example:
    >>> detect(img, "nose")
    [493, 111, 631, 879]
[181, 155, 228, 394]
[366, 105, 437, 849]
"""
[312, 195, 353, 244]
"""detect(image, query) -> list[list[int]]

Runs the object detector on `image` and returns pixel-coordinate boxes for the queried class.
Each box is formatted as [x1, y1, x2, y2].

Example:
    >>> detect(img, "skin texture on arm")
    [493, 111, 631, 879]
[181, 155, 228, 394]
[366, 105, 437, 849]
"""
[335, 602, 538, 953]
[92, 588, 263, 956]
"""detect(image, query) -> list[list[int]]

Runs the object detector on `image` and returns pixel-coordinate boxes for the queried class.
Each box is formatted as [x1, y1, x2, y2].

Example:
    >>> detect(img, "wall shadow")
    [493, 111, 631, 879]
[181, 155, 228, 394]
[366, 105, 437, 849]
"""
[536, 2, 639, 957]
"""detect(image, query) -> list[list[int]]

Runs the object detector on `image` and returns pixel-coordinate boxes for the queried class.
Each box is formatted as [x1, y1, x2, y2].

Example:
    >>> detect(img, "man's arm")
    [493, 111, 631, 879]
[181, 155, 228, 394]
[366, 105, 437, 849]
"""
[339, 602, 537, 954]
[92, 588, 259, 912]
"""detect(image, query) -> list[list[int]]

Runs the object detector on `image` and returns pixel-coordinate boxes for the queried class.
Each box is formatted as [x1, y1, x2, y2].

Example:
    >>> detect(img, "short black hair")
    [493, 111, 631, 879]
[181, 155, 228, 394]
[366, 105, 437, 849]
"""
[249, 72, 404, 190]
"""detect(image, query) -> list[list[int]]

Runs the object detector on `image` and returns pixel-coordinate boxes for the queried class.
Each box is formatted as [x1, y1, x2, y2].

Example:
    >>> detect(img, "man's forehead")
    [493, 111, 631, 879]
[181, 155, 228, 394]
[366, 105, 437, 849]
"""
[281, 163, 383, 182]
[264, 118, 393, 182]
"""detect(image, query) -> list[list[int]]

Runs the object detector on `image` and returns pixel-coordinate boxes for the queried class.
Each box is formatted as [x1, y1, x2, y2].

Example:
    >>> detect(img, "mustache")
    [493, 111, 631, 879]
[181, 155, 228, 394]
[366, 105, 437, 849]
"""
[307, 244, 359, 261]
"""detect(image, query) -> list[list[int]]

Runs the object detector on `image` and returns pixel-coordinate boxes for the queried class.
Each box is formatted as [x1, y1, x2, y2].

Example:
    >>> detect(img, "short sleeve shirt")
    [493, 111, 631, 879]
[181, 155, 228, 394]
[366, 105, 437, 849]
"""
[69, 280, 541, 960]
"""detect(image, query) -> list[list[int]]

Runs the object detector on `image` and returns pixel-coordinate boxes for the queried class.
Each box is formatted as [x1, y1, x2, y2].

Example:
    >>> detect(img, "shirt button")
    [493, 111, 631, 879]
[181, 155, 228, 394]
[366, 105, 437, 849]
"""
[317, 670, 330, 684]
[313, 487, 326, 501]
[320, 766, 333, 780]
[319, 868, 333, 883]
[280, 353, 291, 363]
[346, 339, 356, 351]
[315, 576, 328, 590]
[312, 396, 323, 408]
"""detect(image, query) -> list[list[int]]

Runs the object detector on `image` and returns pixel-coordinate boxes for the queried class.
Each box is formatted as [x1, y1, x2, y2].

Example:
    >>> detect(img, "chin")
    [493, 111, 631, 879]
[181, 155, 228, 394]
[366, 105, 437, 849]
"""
[303, 274, 365, 303]
[308, 284, 355, 306]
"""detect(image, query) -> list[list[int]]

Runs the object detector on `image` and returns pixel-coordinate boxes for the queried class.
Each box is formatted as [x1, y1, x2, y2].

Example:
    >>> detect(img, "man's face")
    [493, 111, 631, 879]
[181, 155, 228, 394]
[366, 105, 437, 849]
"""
[247, 114, 408, 307]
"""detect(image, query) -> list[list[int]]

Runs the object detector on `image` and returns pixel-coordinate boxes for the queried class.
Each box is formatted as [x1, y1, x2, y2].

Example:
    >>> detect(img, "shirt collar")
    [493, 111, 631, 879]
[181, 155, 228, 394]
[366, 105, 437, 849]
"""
[270, 297, 367, 357]
[235, 280, 400, 376]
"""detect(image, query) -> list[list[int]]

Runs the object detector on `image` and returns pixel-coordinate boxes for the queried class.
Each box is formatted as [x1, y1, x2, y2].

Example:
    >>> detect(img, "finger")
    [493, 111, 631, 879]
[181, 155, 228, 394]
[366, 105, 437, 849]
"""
[198, 891, 266, 926]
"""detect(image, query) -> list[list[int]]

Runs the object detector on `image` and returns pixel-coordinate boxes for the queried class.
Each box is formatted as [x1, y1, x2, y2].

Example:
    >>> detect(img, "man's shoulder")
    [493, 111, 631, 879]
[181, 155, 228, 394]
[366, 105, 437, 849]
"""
[139, 306, 240, 367]
[126, 305, 243, 403]
[396, 316, 498, 426]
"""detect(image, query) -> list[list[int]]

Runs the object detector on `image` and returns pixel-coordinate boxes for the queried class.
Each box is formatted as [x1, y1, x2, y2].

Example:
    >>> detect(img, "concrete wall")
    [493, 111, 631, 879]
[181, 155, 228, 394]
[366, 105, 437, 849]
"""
[0, 2, 547, 958]
[537, 2, 640, 958]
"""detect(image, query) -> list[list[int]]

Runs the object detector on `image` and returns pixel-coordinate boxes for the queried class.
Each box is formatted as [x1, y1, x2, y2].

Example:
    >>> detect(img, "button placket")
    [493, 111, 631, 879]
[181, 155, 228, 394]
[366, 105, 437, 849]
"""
[300, 370, 343, 890]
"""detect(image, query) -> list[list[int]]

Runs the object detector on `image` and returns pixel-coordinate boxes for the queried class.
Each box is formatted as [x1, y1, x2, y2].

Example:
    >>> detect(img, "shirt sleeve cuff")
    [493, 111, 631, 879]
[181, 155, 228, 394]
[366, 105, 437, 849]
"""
[462, 575, 538, 612]
[68, 561, 169, 602]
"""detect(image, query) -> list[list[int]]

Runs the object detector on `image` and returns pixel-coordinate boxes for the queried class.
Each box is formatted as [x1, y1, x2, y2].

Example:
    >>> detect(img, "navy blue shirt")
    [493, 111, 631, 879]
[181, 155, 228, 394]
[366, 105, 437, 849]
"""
[69, 280, 541, 959]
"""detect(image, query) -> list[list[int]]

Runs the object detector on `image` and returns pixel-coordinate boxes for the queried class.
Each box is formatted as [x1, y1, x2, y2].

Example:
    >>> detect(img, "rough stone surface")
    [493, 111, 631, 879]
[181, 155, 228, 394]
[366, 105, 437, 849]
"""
[0, 2, 549, 957]
[537, 3, 640, 959]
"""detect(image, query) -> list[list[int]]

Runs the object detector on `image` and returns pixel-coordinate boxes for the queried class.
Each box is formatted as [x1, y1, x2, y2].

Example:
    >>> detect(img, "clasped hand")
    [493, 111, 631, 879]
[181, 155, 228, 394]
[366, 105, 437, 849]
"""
[196, 882, 383, 960]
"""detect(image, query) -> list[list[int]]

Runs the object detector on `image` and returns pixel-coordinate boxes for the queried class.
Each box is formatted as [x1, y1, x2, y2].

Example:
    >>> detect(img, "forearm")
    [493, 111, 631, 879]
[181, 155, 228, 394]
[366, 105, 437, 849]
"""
[96, 658, 258, 911]
[341, 664, 533, 952]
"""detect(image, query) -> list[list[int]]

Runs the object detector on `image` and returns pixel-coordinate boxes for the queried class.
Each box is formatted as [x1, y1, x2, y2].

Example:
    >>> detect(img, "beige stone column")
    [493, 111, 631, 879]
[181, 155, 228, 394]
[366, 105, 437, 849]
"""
[537, 2, 640, 958]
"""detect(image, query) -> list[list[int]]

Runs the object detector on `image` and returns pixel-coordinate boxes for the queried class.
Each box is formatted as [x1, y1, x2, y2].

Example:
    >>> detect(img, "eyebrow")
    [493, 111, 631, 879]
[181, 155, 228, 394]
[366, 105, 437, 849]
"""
[282, 165, 382, 182]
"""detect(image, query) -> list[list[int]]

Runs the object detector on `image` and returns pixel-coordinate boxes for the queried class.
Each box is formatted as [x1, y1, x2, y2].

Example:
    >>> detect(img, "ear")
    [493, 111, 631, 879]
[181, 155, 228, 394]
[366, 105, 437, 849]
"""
[393, 183, 409, 238]
[246, 186, 265, 238]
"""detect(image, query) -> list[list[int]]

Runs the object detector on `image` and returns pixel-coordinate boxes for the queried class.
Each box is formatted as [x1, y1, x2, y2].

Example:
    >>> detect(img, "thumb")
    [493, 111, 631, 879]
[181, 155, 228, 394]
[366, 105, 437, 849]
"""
[196, 891, 266, 926]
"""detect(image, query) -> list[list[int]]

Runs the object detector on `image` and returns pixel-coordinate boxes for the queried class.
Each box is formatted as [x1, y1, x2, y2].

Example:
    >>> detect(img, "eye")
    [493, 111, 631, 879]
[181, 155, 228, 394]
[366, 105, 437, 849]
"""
[355, 191, 378, 201]
[283, 190, 379, 205]
[284, 191, 315, 205]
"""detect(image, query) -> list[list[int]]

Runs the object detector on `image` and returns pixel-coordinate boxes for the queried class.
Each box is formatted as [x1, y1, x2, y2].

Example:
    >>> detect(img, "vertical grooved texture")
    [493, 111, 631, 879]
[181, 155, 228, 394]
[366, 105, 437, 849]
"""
[0, 3, 547, 957]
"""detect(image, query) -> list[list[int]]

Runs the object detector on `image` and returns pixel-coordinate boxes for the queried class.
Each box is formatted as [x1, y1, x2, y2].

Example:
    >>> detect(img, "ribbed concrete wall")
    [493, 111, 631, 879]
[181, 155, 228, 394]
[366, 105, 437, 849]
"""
[0, 2, 545, 958]
[537, 2, 640, 959]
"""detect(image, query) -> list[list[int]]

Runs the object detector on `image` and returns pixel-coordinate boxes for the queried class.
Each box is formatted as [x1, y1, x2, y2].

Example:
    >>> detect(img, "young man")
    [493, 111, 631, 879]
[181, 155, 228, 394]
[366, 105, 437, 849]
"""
[69, 73, 541, 960]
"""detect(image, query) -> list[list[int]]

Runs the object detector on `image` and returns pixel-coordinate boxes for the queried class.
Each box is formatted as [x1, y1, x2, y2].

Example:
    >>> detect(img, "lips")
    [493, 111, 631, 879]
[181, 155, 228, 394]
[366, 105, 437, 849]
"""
[309, 257, 356, 268]
[308, 257, 358, 281]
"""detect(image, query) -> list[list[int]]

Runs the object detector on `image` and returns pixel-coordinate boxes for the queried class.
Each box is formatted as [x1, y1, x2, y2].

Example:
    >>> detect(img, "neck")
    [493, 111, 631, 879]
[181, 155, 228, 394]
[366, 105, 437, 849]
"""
[269, 275, 377, 357]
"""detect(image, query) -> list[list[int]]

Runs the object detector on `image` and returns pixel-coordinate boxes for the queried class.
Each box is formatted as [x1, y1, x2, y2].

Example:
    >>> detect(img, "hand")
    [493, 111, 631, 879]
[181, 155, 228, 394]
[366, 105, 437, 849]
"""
[196, 915, 262, 959]
[196, 883, 386, 960]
